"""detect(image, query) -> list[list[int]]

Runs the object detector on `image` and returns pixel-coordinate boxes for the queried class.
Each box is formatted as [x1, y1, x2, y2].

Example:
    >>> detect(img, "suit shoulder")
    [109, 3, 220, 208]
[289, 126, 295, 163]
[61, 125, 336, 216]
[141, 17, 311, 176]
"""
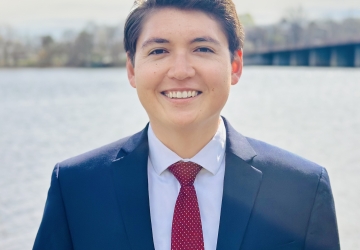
[246, 137, 324, 176]
[55, 135, 132, 174]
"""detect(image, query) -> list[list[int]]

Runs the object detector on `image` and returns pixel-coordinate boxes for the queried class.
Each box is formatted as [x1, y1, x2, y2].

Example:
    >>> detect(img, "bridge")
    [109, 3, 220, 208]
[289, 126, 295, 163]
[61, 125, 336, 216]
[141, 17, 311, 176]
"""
[244, 42, 360, 67]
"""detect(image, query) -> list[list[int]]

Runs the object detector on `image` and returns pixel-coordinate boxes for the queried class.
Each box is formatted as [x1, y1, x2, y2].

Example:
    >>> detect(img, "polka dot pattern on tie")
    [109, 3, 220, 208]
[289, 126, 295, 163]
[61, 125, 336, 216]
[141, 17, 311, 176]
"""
[168, 161, 204, 250]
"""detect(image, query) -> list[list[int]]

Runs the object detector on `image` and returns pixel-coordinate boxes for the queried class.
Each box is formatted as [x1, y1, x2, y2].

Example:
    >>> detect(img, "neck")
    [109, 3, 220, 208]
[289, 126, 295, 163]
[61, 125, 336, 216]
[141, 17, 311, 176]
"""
[150, 117, 221, 159]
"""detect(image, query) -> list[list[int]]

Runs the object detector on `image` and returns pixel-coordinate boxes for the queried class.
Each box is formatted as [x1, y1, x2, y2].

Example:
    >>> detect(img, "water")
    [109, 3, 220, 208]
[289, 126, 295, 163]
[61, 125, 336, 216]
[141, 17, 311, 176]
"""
[0, 67, 359, 249]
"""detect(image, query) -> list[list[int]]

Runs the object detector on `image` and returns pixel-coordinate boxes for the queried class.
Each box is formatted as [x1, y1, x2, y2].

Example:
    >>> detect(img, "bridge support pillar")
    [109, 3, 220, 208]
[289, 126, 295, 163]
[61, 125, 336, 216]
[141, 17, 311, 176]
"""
[290, 52, 297, 66]
[272, 52, 290, 66]
[330, 46, 356, 67]
[309, 50, 317, 66]
[272, 54, 280, 65]
[355, 45, 360, 67]
[290, 51, 309, 66]
[309, 49, 331, 67]
[330, 49, 338, 67]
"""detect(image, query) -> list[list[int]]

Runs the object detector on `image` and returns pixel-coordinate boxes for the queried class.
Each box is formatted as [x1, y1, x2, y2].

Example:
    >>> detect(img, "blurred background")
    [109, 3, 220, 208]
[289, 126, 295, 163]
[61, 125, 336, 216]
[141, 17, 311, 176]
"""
[0, 0, 359, 249]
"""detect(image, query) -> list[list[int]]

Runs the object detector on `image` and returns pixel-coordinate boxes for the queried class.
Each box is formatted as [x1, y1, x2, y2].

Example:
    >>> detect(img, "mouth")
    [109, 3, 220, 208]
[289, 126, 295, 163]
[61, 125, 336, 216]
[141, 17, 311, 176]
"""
[161, 90, 202, 99]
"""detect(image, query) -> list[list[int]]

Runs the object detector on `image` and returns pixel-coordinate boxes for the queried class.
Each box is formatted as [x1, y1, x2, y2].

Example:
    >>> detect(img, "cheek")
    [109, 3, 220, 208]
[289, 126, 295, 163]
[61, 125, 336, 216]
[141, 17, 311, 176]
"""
[211, 70, 232, 91]
[135, 63, 163, 89]
[209, 71, 231, 104]
[135, 72, 156, 91]
[136, 88, 155, 114]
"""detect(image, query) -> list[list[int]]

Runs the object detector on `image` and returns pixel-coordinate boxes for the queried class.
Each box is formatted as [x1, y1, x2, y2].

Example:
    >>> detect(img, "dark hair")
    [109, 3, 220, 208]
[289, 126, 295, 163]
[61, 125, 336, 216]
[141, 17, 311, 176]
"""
[124, 0, 244, 65]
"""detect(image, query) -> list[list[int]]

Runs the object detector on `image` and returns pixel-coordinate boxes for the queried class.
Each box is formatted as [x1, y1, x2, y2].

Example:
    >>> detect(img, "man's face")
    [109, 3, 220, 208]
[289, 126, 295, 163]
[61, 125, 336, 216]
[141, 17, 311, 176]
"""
[127, 8, 242, 130]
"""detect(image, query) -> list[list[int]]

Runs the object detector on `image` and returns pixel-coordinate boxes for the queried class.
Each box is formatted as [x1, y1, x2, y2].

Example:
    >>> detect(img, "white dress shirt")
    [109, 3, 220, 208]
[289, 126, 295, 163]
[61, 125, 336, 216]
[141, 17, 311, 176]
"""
[147, 119, 226, 250]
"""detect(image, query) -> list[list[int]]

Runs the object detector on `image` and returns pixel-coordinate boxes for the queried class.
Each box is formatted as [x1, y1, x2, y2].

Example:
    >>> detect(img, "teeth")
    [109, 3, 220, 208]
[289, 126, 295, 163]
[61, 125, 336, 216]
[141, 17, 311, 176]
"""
[164, 91, 199, 99]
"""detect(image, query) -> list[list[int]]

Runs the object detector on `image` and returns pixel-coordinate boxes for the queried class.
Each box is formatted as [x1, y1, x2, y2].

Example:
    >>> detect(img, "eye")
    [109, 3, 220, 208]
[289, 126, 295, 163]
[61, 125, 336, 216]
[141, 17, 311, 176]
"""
[149, 49, 168, 55]
[194, 47, 214, 53]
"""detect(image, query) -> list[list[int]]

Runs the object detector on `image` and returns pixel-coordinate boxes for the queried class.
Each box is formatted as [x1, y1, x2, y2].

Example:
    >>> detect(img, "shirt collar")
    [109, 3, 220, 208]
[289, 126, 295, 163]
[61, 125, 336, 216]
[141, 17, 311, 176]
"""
[148, 119, 226, 176]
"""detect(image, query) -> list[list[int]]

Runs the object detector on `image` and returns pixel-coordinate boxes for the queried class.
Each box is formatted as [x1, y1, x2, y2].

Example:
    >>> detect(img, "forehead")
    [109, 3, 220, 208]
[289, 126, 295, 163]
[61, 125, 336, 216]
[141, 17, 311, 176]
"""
[138, 7, 227, 43]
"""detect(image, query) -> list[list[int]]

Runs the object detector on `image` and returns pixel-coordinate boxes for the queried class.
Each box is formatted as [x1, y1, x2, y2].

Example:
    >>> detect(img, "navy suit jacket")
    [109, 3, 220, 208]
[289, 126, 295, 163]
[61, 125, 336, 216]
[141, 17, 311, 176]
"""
[33, 118, 340, 250]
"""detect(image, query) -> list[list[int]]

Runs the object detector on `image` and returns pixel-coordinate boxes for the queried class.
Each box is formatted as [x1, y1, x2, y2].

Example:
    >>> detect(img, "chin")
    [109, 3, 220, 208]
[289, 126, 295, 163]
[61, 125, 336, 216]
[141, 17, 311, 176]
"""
[167, 114, 200, 128]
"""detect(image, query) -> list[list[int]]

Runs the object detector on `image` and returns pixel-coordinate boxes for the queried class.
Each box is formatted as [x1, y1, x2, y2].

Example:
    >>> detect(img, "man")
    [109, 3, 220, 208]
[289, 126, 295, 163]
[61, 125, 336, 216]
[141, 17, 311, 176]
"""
[33, 0, 340, 249]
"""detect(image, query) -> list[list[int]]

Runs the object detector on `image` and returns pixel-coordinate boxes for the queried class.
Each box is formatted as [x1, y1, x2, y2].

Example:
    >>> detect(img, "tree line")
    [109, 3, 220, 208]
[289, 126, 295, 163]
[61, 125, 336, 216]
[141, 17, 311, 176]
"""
[0, 23, 125, 67]
[244, 16, 360, 53]
[1, 15, 360, 67]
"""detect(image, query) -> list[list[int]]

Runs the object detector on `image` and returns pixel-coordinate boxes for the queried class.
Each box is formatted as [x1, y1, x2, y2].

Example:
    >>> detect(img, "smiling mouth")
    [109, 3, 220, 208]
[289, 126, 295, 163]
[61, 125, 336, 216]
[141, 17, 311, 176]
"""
[162, 90, 201, 99]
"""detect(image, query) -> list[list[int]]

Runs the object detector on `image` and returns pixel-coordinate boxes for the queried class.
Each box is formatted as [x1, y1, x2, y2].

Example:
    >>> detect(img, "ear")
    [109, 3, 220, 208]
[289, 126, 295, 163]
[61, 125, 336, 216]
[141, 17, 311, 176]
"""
[231, 49, 243, 85]
[126, 53, 136, 88]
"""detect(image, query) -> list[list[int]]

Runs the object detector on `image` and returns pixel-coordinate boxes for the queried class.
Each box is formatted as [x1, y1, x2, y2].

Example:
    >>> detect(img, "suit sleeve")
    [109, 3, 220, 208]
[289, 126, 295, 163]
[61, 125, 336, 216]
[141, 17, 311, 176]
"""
[304, 167, 340, 250]
[33, 164, 74, 250]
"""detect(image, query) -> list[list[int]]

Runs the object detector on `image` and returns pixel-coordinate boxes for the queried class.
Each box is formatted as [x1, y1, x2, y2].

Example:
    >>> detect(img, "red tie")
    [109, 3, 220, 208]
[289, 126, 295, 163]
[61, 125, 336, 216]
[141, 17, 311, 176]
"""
[168, 161, 205, 250]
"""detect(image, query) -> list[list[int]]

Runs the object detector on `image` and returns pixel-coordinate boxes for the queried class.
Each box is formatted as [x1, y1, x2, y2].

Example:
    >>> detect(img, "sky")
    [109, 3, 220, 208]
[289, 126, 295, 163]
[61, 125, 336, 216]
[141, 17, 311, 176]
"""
[1, 0, 360, 36]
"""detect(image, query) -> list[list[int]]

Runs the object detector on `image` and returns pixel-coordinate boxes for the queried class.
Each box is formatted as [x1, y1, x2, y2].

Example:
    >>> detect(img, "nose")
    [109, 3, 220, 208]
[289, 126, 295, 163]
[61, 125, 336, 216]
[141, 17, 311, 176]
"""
[167, 53, 195, 80]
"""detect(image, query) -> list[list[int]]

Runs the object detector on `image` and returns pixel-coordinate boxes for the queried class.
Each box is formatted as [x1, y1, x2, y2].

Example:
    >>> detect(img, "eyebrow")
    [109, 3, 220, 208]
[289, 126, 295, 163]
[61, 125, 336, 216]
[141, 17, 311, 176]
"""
[191, 36, 220, 45]
[141, 38, 169, 48]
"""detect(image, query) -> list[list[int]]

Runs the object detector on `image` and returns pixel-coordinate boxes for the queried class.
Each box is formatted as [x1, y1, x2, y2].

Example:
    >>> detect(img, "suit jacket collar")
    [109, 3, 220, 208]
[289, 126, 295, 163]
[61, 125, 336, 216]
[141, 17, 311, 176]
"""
[113, 123, 149, 160]
[222, 116, 257, 162]
[111, 118, 262, 250]
[113, 117, 257, 162]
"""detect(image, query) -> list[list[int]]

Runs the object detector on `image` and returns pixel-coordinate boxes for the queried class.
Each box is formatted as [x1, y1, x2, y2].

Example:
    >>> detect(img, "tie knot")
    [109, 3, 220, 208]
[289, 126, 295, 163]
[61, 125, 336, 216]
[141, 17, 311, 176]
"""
[168, 161, 202, 186]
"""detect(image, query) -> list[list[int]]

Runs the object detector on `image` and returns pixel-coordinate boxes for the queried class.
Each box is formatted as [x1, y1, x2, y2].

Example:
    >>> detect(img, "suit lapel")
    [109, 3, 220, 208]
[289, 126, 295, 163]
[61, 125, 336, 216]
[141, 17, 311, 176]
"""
[217, 118, 263, 250]
[111, 126, 155, 250]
